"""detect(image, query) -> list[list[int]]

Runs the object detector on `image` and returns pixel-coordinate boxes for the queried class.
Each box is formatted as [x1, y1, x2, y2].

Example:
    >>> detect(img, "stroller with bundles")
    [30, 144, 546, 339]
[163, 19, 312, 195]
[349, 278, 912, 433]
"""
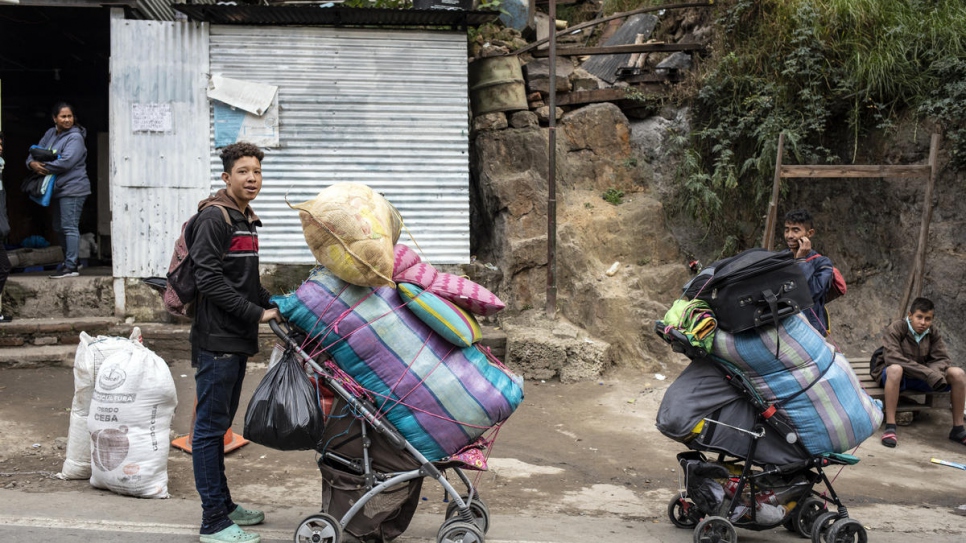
[656, 323, 872, 543]
[654, 249, 881, 543]
[263, 317, 508, 543]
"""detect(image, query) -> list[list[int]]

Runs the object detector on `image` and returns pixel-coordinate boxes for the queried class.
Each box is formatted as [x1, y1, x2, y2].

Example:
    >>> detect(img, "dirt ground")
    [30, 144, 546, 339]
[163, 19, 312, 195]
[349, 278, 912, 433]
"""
[1, 356, 965, 538]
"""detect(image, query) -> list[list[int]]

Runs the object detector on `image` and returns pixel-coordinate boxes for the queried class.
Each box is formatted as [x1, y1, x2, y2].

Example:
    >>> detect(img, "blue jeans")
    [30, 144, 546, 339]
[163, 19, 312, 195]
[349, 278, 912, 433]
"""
[52, 196, 86, 268]
[193, 348, 248, 534]
[880, 372, 951, 393]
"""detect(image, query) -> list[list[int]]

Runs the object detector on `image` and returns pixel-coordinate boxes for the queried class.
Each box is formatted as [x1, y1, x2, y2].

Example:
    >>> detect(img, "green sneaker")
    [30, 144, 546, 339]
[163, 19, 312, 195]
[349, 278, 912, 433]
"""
[228, 505, 265, 526]
[200, 524, 260, 543]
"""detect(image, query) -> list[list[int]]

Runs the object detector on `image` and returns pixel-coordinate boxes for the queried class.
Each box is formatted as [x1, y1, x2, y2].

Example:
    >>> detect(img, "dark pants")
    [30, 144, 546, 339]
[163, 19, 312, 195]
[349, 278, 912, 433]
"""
[0, 244, 10, 295]
[192, 348, 247, 534]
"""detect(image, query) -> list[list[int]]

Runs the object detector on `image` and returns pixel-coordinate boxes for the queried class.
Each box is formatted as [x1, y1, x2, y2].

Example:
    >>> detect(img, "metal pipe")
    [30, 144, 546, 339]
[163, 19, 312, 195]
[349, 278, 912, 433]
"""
[546, 0, 558, 318]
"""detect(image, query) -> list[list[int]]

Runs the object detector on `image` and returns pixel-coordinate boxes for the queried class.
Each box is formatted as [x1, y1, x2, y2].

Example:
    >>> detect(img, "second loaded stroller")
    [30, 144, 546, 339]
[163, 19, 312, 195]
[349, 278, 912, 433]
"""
[654, 249, 882, 543]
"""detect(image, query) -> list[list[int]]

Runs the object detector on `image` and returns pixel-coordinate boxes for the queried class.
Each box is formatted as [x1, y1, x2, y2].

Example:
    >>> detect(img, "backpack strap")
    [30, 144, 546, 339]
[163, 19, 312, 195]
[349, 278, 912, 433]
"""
[212, 204, 232, 225]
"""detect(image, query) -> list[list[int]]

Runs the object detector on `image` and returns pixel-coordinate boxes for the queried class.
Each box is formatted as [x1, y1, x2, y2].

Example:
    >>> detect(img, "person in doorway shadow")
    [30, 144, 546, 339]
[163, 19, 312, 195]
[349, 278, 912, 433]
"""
[0, 132, 12, 322]
[25, 101, 91, 278]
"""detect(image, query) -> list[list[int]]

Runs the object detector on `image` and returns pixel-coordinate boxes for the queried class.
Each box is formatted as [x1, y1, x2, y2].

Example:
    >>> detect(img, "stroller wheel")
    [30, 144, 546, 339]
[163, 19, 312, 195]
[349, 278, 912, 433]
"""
[826, 518, 867, 543]
[445, 495, 491, 534]
[294, 513, 342, 543]
[810, 511, 838, 543]
[794, 497, 828, 538]
[667, 495, 698, 529]
[693, 516, 737, 543]
[437, 519, 484, 543]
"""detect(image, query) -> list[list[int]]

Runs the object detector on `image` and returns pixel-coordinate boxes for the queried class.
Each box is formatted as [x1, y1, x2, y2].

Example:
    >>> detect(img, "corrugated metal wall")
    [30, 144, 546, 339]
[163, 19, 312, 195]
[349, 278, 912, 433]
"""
[110, 16, 210, 277]
[208, 25, 471, 265]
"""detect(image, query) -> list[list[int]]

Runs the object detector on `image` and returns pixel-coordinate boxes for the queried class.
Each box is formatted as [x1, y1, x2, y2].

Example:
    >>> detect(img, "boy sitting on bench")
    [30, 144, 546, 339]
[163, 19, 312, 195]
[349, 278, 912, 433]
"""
[871, 297, 966, 448]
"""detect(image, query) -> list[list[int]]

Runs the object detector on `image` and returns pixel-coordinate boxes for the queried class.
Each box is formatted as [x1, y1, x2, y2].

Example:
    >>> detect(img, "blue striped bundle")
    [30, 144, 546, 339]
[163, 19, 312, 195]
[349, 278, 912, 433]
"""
[712, 314, 883, 455]
[272, 267, 524, 462]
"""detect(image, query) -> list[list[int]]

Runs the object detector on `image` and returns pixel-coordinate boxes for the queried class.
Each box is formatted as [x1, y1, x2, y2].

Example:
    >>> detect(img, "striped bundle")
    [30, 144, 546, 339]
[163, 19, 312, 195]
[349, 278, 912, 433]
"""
[711, 314, 882, 455]
[272, 266, 523, 462]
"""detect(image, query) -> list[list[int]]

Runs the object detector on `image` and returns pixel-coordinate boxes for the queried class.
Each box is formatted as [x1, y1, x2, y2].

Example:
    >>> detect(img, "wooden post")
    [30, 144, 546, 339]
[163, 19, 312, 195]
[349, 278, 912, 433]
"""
[897, 133, 941, 318]
[763, 133, 785, 250]
[546, 0, 558, 319]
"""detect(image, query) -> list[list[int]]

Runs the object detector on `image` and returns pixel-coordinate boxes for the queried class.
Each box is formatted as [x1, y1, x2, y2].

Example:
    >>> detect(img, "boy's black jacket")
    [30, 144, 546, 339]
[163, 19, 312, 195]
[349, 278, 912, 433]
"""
[188, 189, 273, 356]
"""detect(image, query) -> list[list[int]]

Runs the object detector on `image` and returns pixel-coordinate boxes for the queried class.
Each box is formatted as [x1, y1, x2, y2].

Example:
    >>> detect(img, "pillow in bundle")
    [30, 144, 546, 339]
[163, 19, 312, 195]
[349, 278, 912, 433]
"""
[398, 282, 482, 348]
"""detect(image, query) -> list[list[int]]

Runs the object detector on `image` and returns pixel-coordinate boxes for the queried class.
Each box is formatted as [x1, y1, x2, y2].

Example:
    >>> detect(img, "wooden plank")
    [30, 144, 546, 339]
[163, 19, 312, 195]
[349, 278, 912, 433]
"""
[899, 133, 942, 318]
[780, 164, 931, 178]
[530, 42, 704, 57]
[763, 133, 785, 250]
[847, 358, 950, 410]
[620, 71, 685, 84]
[553, 86, 666, 106]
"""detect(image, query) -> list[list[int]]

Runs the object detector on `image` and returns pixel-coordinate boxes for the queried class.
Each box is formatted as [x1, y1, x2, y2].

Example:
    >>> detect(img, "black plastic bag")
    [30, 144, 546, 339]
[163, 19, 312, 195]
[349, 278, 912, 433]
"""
[244, 349, 325, 451]
[21, 173, 45, 198]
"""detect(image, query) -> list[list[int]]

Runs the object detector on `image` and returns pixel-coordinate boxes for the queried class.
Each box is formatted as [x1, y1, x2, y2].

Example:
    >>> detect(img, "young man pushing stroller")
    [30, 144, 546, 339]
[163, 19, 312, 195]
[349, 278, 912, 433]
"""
[870, 297, 966, 448]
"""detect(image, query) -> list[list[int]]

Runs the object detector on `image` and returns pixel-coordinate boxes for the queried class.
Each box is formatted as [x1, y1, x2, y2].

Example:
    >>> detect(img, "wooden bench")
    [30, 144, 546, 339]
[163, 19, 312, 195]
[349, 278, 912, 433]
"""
[849, 357, 951, 413]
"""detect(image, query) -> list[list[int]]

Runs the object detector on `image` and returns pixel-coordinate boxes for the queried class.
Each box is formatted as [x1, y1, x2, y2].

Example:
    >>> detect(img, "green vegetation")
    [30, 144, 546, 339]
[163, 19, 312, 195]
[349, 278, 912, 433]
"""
[602, 188, 626, 205]
[666, 0, 966, 248]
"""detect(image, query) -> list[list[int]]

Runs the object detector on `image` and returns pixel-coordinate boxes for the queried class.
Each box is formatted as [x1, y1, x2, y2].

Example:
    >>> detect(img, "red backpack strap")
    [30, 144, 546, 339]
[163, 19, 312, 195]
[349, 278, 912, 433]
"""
[804, 253, 823, 262]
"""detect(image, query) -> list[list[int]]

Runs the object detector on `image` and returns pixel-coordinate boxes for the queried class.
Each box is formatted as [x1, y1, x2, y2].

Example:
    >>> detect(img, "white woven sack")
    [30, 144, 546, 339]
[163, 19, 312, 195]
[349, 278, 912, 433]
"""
[88, 343, 177, 498]
[58, 328, 142, 480]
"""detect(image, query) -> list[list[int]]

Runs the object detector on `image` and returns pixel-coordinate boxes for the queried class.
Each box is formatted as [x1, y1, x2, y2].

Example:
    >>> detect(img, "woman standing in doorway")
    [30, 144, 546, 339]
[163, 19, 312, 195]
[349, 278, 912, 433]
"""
[26, 101, 91, 278]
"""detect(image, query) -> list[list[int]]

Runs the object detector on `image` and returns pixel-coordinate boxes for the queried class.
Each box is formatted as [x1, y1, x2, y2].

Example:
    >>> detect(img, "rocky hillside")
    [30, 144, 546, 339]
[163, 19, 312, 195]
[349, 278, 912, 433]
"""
[469, 3, 966, 381]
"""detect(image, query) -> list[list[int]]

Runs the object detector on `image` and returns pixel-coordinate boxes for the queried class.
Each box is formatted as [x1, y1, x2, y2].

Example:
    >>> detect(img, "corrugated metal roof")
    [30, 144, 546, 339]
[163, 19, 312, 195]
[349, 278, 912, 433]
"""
[208, 25, 471, 265]
[175, 5, 499, 28]
[131, 0, 176, 21]
[582, 14, 658, 84]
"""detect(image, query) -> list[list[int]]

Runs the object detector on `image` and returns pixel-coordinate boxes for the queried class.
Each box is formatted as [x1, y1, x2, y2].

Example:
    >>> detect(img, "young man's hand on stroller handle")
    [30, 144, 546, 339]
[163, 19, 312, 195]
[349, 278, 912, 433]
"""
[260, 307, 281, 323]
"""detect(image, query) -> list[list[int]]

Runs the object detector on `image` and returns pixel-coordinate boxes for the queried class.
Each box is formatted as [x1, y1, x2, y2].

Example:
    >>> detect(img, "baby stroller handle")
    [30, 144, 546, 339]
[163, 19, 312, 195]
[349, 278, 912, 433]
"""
[268, 318, 412, 453]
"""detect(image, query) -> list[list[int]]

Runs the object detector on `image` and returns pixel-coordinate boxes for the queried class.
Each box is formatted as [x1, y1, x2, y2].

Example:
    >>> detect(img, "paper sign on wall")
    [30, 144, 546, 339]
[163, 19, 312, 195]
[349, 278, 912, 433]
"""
[208, 74, 280, 148]
[132, 103, 173, 133]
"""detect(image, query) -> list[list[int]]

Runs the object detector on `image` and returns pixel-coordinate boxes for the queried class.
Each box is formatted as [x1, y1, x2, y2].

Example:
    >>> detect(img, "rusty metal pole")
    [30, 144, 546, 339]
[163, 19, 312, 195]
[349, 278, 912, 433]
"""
[546, 0, 558, 319]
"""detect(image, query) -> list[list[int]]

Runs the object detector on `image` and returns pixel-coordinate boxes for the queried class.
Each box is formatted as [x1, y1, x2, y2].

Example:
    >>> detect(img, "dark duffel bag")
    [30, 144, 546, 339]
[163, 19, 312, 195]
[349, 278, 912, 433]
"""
[683, 248, 812, 333]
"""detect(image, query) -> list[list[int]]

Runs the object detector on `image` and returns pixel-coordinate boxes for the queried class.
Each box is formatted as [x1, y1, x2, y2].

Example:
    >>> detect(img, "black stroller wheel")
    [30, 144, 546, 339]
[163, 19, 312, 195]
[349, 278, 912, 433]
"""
[437, 519, 484, 543]
[445, 495, 491, 534]
[810, 511, 838, 543]
[693, 516, 737, 543]
[826, 518, 867, 543]
[795, 497, 828, 538]
[294, 513, 342, 543]
[667, 494, 699, 529]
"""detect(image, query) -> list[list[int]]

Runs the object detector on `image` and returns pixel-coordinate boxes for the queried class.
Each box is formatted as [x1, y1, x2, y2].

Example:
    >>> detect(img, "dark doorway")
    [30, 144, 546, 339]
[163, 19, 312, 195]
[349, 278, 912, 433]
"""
[0, 6, 110, 264]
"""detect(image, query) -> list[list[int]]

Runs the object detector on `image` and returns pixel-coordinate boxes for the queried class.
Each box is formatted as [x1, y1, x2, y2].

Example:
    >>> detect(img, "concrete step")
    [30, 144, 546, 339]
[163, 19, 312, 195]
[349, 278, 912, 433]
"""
[0, 318, 508, 369]
[5, 268, 116, 319]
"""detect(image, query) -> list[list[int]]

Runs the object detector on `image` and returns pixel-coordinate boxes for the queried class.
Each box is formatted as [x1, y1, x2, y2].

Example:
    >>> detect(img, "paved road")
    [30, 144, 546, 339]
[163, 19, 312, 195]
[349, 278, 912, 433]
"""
[1, 488, 964, 543]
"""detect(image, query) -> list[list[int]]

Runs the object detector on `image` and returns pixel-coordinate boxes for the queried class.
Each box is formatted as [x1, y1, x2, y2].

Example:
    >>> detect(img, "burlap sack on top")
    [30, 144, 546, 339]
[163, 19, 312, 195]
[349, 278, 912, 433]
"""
[290, 182, 401, 288]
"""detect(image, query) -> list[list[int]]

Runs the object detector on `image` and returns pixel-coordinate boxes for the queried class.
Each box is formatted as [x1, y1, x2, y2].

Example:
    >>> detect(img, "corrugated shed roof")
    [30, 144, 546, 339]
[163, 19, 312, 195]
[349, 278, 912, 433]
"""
[131, 0, 176, 20]
[174, 5, 500, 27]
[581, 13, 658, 84]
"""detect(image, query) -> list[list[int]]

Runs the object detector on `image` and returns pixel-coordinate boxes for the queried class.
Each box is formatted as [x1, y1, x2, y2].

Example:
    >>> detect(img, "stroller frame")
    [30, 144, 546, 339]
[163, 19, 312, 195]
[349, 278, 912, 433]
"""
[270, 320, 490, 543]
[657, 322, 869, 543]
